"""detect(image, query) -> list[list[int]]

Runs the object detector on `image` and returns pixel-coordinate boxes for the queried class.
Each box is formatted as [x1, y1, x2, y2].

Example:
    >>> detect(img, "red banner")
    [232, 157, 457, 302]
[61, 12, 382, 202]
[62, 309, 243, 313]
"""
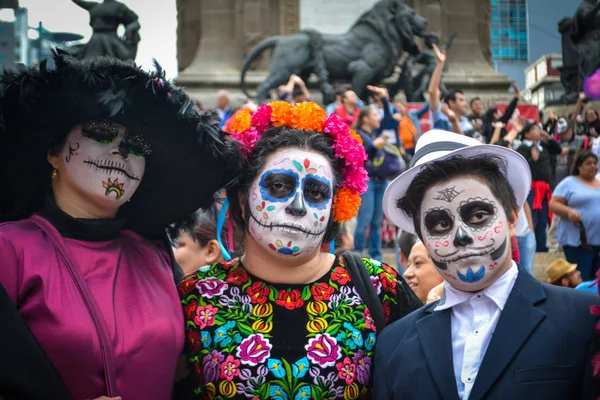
[494, 103, 539, 131]
[406, 103, 432, 133]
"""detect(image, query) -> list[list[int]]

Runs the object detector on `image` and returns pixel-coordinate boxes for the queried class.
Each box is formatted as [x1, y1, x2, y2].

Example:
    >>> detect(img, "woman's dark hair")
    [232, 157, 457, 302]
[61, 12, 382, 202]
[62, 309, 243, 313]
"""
[227, 126, 344, 244]
[397, 155, 518, 239]
[484, 107, 499, 123]
[571, 151, 598, 176]
[168, 197, 245, 258]
[356, 107, 374, 130]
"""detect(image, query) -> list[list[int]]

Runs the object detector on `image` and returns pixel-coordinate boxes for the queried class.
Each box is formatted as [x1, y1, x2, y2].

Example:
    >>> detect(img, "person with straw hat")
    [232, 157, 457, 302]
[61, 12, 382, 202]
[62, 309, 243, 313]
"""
[373, 129, 599, 400]
[546, 258, 583, 288]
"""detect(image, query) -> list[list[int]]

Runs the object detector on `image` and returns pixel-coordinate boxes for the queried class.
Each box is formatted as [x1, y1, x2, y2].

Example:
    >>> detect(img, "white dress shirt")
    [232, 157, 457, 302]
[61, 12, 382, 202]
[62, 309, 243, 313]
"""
[434, 263, 519, 400]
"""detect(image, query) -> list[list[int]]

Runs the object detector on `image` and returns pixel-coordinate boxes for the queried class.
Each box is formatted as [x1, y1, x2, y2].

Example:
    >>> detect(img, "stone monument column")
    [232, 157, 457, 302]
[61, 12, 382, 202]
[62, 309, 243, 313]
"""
[176, 0, 299, 105]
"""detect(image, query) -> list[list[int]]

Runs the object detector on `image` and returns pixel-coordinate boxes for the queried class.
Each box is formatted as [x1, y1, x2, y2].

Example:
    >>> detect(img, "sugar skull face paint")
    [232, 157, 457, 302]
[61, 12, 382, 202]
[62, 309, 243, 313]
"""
[419, 177, 511, 291]
[57, 120, 148, 206]
[247, 148, 334, 258]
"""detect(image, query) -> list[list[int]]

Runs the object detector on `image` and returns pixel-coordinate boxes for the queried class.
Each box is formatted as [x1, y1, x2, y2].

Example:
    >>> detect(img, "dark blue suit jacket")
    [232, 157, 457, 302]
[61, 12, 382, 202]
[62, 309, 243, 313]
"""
[373, 270, 599, 399]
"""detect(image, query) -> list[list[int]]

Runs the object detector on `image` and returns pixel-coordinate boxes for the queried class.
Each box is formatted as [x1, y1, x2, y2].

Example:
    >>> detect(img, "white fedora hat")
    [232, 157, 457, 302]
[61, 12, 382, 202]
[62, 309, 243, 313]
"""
[383, 130, 532, 235]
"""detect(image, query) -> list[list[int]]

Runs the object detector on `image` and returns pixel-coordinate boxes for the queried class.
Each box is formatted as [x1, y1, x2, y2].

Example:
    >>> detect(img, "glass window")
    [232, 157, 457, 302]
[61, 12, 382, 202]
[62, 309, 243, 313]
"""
[491, 0, 529, 63]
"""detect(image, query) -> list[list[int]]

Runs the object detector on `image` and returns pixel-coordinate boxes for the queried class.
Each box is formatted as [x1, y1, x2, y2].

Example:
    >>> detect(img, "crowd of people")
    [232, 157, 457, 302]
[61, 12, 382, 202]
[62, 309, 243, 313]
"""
[0, 42, 598, 400]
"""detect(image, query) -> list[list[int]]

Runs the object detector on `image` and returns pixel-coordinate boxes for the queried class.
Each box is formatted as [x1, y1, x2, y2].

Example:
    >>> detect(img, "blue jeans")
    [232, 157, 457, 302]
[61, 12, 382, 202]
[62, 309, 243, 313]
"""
[563, 245, 600, 281]
[516, 231, 536, 275]
[354, 179, 388, 260]
[527, 190, 548, 252]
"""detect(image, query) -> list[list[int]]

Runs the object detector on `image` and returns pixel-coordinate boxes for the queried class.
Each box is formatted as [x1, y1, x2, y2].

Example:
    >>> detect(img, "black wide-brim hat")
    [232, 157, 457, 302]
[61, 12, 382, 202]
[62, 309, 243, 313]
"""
[0, 51, 240, 236]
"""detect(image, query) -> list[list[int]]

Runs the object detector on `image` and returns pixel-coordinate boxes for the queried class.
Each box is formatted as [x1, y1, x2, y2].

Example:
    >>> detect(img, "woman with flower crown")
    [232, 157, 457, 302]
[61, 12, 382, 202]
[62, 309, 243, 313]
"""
[178, 100, 422, 399]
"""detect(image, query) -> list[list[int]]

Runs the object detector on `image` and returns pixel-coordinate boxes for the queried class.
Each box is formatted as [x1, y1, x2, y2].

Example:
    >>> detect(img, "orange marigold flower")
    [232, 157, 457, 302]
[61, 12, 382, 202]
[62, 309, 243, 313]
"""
[295, 102, 326, 132]
[350, 129, 363, 145]
[270, 101, 294, 127]
[227, 108, 252, 133]
[333, 188, 362, 223]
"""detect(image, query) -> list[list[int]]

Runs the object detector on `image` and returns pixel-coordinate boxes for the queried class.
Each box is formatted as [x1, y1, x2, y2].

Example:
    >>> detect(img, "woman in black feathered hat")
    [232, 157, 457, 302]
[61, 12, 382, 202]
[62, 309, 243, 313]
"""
[0, 52, 240, 400]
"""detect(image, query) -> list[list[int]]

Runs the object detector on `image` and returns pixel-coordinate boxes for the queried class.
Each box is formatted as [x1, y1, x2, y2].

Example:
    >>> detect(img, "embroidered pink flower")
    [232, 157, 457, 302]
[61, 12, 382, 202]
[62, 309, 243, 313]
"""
[196, 277, 228, 298]
[362, 308, 376, 331]
[219, 355, 241, 381]
[236, 333, 272, 366]
[336, 357, 356, 385]
[251, 104, 273, 133]
[305, 333, 342, 368]
[193, 304, 218, 329]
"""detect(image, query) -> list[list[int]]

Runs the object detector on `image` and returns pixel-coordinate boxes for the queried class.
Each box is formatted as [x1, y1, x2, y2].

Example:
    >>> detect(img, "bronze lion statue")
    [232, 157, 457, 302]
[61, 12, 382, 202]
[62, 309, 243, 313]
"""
[240, 0, 428, 103]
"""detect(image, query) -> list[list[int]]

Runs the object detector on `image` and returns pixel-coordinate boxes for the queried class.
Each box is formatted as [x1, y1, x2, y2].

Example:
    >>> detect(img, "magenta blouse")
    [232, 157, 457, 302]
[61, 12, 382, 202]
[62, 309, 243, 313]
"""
[0, 211, 184, 399]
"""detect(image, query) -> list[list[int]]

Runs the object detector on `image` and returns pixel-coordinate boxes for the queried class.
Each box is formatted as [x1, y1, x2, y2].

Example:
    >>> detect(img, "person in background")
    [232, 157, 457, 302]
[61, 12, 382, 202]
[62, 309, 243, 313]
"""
[552, 117, 586, 189]
[393, 95, 430, 157]
[354, 86, 393, 261]
[215, 89, 233, 129]
[334, 89, 361, 128]
[543, 110, 559, 136]
[572, 91, 600, 137]
[403, 239, 444, 304]
[517, 121, 562, 252]
[277, 74, 310, 104]
[326, 85, 365, 116]
[169, 200, 244, 277]
[467, 97, 484, 134]
[515, 202, 536, 275]
[428, 44, 473, 136]
[550, 151, 600, 281]
[398, 230, 419, 268]
[481, 81, 520, 144]
[546, 259, 584, 288]
[332, 222, 355, 255]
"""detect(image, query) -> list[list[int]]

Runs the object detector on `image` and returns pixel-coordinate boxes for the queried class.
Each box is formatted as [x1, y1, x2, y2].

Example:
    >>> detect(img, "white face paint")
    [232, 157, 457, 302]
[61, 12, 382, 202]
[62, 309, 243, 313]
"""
[247, 148, 334, 258]
[419, 177, 511, 291]
[58, 120, 147, 206]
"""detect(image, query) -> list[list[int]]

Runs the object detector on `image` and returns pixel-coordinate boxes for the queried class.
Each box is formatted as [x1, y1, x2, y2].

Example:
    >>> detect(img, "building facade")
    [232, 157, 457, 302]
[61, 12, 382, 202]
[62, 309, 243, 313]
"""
[492, 0, 578, 90]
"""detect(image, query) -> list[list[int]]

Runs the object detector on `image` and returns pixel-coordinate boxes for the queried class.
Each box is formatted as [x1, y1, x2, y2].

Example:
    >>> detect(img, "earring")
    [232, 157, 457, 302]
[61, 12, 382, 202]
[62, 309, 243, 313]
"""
[51, 169, 58, 180]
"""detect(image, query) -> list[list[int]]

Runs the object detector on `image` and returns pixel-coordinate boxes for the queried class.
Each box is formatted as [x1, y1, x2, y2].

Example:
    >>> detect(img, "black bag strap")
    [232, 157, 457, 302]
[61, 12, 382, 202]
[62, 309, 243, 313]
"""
[342, 252, 386, 334]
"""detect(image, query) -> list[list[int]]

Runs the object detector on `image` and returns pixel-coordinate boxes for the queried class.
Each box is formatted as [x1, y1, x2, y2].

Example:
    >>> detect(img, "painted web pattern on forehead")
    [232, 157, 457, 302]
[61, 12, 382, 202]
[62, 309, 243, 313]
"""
[433, 187, 464, 203]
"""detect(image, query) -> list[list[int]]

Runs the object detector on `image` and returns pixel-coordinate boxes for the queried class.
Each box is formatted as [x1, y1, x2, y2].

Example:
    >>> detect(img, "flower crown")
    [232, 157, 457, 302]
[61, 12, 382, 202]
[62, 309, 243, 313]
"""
[227, 101, 368, 223]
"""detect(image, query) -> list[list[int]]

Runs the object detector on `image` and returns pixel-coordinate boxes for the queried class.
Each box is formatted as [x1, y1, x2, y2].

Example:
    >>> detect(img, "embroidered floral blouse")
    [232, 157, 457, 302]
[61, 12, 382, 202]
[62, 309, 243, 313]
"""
[178, 255, 421, 399]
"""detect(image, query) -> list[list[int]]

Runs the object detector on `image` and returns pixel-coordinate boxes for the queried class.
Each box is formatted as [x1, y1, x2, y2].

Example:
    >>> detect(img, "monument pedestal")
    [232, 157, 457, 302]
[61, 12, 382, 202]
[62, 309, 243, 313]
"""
[176, 0, 514, 108]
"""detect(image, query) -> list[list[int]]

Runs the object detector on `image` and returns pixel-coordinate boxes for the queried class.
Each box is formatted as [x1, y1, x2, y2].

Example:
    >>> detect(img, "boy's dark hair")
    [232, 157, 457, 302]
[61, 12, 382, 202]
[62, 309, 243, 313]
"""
[444, 89, 464, 105]
[397, 155, 517, 238]
[227, 126, 343, 244]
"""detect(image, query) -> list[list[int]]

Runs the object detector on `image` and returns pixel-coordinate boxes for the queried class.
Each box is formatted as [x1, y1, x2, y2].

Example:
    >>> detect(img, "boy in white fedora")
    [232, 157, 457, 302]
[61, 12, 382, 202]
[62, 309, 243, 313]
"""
[373, 130, 599, 400]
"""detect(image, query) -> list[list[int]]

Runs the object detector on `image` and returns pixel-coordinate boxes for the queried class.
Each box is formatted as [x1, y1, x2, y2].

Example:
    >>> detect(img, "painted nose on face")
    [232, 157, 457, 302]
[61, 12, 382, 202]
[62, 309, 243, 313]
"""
[285, 192, 307, 217]
[110, 140, 130, 160]
[453, 226, 474, 247]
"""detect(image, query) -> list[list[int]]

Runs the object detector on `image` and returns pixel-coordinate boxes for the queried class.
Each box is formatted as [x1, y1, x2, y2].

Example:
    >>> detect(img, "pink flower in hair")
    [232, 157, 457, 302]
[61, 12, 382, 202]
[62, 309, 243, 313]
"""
[231, 126, 260, 156]
[323, 114, 349, 139]
[342, 165, 369, 195]
[251, 104, 273, 133]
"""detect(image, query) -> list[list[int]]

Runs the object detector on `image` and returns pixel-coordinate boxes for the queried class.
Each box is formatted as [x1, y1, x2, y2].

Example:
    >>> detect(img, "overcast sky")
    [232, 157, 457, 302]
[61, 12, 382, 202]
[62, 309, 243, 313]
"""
[18, 0, 178, 78]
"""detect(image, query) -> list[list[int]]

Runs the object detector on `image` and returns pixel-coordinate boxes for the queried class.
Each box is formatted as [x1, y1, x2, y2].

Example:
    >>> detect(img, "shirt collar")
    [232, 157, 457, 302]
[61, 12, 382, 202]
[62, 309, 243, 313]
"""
[434, 262, 519, 311]
[522, 139, 543, 151]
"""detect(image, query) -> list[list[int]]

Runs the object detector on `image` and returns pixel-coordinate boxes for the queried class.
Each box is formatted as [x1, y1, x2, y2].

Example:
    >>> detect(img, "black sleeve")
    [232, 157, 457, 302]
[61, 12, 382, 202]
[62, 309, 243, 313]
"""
[500, 97, 519, 124]
[545, 139, 562, 155]
[516, 145, 534, 164]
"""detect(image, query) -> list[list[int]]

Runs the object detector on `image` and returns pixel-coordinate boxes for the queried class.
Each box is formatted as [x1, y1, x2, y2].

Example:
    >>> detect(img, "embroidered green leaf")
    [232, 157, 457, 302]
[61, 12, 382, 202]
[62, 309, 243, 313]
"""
[328, 280, 339, 290]
[186, 320, 197, 329]
[214, 314, 226, 324]
[326, 322, 342, 335]
[292, 160, 303, 172]
[241, 280, 252, 293]
[237, 321, 254, 336]
[283, 358, 294, 393]
[301, 285, 311, 300]
[268, 287, 278, 302]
